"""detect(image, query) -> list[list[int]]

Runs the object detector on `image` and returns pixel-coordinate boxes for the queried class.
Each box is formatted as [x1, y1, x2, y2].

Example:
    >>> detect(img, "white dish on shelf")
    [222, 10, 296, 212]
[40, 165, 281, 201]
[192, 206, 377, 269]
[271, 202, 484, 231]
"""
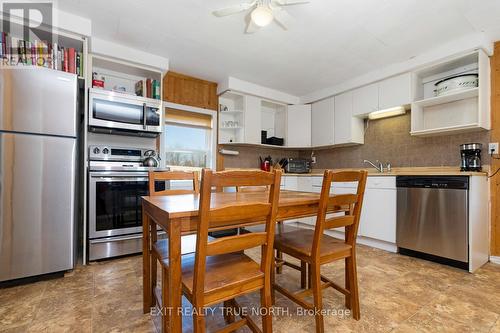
[434, 74, 478, 97]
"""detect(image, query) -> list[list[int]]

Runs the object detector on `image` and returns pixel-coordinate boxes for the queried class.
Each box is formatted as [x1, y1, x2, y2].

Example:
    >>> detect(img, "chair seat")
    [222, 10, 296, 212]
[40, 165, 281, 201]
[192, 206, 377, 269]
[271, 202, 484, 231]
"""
[274, 229, 352, 262]
[179, 252, 264, 306]
[153, 234, 215, 262]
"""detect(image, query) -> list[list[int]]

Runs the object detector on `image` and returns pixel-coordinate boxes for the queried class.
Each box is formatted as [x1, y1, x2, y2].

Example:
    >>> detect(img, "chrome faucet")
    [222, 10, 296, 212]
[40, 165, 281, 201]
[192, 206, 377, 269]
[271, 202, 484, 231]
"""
[363, 159, 384, 173]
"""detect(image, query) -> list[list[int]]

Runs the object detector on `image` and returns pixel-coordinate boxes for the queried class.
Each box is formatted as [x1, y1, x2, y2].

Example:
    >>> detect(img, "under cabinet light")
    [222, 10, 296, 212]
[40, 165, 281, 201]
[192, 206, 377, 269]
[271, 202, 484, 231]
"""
[368, 106, 406, 120]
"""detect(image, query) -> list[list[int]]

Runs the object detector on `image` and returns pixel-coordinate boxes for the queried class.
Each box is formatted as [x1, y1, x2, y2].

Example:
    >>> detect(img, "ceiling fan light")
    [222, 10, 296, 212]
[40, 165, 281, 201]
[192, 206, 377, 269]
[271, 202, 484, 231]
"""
[251, 6, 273, 27]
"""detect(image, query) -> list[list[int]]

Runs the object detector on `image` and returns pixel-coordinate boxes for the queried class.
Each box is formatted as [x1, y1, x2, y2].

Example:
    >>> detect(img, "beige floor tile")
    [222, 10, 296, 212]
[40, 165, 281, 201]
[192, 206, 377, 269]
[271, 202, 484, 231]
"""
[1, 246, 499, 333]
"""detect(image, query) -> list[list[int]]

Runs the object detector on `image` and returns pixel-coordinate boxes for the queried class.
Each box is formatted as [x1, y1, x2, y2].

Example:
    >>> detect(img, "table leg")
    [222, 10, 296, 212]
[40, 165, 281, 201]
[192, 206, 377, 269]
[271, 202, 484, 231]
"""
[142, 210, 152, 314]
[167, 219, 182, 332]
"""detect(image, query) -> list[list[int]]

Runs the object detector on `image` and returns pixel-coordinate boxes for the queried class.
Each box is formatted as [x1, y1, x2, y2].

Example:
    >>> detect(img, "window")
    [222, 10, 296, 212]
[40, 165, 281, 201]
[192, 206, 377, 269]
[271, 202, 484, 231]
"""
[163, 108, 216, 171]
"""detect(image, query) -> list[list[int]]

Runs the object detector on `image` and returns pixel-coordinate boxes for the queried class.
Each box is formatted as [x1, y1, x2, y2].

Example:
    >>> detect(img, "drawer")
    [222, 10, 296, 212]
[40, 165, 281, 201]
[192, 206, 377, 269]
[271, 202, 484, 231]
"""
[312, 176, 396, 190]
[366, 176, 395, 189]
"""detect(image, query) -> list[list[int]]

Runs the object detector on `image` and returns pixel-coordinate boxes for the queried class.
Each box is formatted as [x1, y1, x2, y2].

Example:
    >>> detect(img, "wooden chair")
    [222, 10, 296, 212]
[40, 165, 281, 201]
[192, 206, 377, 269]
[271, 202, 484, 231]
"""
[272, 170, 368, 333]
[237, 185, 307, 288]
[148, 170, 202, 332]
[173, 169, 282, 333]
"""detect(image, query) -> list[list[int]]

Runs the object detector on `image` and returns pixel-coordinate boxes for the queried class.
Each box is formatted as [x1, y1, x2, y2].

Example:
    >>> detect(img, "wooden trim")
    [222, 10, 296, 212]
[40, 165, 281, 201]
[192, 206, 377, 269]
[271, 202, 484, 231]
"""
[163, 71, 218, 111]
[491, 41, 500, 256]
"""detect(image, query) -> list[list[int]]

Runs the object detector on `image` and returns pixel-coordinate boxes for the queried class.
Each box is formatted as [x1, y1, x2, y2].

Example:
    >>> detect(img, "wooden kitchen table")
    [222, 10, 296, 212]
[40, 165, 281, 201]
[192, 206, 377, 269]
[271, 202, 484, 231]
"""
[141, 190, 325, 332]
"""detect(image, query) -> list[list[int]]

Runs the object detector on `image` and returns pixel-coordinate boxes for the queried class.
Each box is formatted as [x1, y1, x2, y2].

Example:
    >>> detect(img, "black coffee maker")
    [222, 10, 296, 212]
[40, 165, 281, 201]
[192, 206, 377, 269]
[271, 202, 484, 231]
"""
[460, 143, 482, 172]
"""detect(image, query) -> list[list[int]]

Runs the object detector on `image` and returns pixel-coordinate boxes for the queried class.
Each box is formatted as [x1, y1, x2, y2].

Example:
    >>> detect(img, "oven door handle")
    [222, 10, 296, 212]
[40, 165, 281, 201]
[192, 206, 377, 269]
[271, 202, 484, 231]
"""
[92, 177, 149, 182]
[90, 231, 166, 244]
[90, 234, 143, 244]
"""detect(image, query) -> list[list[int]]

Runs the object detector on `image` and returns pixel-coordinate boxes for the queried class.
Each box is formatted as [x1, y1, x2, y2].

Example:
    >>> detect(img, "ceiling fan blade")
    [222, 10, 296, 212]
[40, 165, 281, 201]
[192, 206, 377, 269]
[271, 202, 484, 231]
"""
[212, 1, 256, 17]
[245, 19, 260, 34]
[272, 8, 294, 30]
[271, 0, 310, 6]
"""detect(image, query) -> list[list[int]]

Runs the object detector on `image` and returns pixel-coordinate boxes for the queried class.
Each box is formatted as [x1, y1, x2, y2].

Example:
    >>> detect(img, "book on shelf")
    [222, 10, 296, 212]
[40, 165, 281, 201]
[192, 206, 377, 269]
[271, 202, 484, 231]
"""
[140, 78, 161, 99]
[0, 31, 83, 76]
[135, 79, 144, 97]
[146, 78, 152, 98]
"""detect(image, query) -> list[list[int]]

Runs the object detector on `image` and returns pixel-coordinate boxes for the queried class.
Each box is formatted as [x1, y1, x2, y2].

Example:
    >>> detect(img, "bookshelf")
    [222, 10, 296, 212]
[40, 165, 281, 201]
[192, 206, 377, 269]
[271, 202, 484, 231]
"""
[0, 19, 87, 79]
[88, 54, 162, 99]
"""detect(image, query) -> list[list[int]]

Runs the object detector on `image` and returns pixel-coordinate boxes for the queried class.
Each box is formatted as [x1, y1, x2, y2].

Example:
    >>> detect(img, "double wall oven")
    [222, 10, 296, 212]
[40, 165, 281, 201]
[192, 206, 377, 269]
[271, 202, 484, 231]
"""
[88, 146, 167, 260]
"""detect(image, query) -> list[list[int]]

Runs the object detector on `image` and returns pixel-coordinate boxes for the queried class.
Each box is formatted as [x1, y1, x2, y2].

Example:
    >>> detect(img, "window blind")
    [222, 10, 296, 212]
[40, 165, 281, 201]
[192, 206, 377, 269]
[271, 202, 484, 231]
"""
[165, 108, 212, 129]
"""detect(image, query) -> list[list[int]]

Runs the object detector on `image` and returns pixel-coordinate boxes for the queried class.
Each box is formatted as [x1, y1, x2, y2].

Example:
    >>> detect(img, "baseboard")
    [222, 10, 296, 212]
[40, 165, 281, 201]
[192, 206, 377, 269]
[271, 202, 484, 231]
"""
[490, 256, 500, 265]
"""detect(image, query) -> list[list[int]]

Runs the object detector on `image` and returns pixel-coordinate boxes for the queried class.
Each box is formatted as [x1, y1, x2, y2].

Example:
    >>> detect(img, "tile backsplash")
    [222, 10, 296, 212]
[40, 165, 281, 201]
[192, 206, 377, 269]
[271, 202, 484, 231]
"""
[221, 112, 490, 170]
[221, 146, 299, 169]
[300, 113, 490, 169]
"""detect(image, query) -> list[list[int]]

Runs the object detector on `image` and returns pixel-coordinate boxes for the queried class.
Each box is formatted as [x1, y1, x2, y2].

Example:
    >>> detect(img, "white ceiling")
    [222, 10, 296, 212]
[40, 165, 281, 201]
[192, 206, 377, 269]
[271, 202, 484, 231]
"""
[57, 0, 500, 97]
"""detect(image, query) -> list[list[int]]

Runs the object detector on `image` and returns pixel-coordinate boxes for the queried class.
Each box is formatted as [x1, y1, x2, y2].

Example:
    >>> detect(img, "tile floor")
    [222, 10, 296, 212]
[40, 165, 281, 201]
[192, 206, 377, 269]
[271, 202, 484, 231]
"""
[1, 245, 499, 333]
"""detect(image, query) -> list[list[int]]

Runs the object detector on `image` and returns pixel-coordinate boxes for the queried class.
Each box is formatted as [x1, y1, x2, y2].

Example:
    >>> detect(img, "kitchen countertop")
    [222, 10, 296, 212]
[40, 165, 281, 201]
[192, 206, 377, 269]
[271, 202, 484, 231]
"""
[226, 166, 489, 177]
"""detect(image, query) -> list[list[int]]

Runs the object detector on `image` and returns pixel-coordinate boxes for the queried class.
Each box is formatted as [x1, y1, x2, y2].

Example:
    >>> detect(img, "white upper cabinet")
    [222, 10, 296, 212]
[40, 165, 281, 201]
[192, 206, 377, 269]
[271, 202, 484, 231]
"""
[352, 83, 379, 117]
[311, 97, 335, 146]
[286, 104, 311, 148]
[334, 91, 364, 145]
[244, 95, 262, 144]
[378, 73, 412, 110]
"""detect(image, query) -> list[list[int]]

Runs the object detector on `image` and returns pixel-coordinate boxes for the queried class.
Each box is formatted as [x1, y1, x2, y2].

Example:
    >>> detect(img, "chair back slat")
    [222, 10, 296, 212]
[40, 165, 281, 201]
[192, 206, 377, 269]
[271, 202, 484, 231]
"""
[211, 170, 276, 188]
[192, 169, 282, 305]
[209, 203, 271, 224]
[148, 171, 199, 196]
[327, 193, 358, 207]
[311, 170, 368, 259]
[236, 185, 269, 192]
[206, 232, 267, 256]
[323, 215, 355, 230]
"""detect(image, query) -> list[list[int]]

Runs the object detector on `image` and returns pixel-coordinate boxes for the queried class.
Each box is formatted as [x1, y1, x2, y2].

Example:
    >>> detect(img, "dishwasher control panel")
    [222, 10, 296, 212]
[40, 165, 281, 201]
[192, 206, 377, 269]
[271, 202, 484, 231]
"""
[396, 176, 468, 190]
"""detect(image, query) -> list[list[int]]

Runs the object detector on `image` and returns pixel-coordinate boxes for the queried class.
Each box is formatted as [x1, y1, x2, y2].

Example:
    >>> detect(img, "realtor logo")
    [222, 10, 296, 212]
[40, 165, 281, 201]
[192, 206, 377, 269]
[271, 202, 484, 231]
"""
[0, 1, 56, 67]
[1, 2, 53, 45]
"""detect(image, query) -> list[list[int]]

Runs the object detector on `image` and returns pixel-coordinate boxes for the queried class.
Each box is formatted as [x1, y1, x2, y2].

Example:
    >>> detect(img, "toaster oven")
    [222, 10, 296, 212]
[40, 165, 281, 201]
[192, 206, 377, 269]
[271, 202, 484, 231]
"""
[285, 158, 311, 174]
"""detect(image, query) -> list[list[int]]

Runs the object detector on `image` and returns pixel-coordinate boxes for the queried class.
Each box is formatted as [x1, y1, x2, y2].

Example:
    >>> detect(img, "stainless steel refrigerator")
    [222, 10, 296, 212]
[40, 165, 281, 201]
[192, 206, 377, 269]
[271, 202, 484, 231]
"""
[0, 67, 77, 282]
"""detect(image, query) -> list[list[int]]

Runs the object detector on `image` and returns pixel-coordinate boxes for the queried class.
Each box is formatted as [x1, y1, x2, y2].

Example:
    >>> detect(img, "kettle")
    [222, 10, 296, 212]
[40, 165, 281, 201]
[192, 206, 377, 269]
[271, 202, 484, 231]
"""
[143, 150, 160, 167]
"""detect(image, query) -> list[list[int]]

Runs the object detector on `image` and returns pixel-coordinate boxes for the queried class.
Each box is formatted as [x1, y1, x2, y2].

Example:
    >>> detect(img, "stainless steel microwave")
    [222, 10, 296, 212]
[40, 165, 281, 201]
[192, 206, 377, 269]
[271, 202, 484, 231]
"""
[89, 88, 162, 136]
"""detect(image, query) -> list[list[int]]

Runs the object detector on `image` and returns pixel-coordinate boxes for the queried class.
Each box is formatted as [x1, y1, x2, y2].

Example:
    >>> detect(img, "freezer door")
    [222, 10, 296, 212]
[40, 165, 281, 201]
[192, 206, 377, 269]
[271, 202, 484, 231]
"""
[0, 67, 77, 137]
[0, 132, 76, 281]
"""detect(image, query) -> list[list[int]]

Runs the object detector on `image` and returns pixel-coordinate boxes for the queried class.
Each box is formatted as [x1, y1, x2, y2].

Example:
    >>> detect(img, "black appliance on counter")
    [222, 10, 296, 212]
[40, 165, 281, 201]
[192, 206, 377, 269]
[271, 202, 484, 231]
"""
[284, 158, 311, 174]
[460, 143, 482, 172]
[261, 130, 284, 146]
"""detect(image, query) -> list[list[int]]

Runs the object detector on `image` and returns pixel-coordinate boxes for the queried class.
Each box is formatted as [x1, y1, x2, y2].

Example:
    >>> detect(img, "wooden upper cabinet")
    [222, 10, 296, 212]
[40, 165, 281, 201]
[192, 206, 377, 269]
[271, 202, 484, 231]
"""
[163, 71, 218, 110]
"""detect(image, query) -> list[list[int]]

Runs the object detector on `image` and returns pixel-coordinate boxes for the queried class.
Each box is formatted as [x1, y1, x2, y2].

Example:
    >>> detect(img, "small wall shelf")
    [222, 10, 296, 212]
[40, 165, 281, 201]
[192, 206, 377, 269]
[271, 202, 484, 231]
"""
[410, 49, 490, 136]
[218, 92, 245, 144]
[412, 87, 479, 108]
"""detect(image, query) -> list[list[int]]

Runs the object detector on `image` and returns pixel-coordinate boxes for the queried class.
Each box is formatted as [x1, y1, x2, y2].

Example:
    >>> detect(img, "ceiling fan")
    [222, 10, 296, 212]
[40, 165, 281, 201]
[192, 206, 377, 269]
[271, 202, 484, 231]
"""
[212, 0, 310, 33]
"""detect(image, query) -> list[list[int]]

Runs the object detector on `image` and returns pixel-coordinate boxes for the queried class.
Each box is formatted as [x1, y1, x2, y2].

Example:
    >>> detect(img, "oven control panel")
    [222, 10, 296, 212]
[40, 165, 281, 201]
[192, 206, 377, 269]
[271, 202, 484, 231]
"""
[89, 145, 153, 162]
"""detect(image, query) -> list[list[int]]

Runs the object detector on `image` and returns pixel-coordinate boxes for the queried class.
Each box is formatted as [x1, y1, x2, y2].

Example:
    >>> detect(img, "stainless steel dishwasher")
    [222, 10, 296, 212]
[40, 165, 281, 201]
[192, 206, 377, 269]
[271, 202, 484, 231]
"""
[396, 176, 468, 269]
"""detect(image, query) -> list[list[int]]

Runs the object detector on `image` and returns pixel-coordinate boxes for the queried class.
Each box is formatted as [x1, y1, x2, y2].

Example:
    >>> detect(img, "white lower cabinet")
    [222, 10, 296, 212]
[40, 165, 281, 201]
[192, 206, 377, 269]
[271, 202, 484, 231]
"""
[283, 176, 315, 225]
[309, 176, 397, 250]
[358, 177, 396, 243]
[297, 177, 314, 225]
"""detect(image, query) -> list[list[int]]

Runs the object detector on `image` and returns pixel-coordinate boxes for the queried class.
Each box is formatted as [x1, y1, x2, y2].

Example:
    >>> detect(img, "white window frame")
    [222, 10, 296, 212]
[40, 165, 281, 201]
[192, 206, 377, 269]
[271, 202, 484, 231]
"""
[161, 102, 218, 170]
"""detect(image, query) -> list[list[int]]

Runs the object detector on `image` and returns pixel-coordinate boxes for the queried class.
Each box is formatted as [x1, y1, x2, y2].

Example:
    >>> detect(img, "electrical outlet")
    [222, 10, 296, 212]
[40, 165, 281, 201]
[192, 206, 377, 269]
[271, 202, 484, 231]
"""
[489, 142, 499, 155]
